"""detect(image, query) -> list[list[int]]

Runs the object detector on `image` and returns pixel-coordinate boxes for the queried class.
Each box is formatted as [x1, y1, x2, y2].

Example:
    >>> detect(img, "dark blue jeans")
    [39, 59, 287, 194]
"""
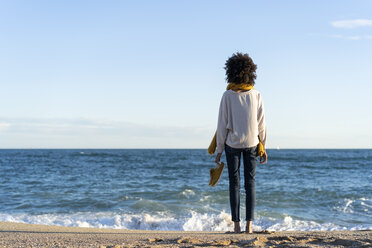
[225, 144, 258, 222]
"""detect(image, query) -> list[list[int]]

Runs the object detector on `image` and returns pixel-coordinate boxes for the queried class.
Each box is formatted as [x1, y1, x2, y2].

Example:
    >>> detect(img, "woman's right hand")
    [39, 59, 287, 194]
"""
[215, 153, 222, 164]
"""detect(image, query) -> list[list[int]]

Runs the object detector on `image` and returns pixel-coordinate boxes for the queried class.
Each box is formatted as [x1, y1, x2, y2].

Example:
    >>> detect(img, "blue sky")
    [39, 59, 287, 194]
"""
[1, 0, 371, 148]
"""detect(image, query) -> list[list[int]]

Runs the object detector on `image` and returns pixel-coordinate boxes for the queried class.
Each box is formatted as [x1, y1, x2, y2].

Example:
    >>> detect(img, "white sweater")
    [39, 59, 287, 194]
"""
[216, 89, 267, 153]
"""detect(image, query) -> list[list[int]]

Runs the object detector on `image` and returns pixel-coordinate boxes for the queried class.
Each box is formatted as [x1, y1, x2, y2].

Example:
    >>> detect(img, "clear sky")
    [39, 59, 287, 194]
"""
[1, 0, 372, 148]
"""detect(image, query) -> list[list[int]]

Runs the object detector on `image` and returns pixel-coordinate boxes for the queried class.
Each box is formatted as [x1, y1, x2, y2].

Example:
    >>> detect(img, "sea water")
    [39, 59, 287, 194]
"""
[0, 149, 371, 231]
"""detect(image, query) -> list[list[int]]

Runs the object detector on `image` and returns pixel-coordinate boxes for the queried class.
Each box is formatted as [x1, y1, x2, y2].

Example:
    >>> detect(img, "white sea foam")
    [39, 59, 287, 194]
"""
[334, 198, 372, 214]
[359, 198, 372, 210]
[180, 189, 195, 199]
[343, 199, 354, 213]
[182, 211, 233, 231]
[1, 211, 371, 231]
[199, 195, 211, 202]
[258, 216, 342, 231]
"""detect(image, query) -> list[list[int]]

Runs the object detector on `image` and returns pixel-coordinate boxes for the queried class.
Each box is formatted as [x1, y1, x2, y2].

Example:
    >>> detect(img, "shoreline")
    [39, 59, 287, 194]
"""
[1, 221, 371, 247]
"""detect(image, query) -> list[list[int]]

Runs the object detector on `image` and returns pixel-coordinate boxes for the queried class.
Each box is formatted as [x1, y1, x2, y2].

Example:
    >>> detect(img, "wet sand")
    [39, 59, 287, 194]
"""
[0, 221, 371, 247]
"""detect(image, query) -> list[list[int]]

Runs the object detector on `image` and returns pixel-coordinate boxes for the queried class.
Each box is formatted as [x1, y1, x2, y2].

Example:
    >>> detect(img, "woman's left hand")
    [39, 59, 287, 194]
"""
[259, 151, 268, 164]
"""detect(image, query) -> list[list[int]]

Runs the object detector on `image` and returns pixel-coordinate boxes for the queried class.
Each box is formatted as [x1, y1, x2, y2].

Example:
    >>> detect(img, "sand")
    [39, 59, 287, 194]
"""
[0, 221, 371, 247]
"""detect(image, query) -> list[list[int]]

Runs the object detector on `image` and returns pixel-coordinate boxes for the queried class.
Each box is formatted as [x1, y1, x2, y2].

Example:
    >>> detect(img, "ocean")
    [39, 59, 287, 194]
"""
[0, 149, 371, 231]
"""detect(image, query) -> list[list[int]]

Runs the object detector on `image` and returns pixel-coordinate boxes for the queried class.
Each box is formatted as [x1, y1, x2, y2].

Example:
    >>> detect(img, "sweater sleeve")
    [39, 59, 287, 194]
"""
[257, 93, 267, 147]
[216, 93, 228, 153]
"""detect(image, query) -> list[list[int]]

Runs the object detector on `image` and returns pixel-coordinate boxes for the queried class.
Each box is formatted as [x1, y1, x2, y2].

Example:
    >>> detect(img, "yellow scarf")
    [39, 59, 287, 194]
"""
[208, 83, 265, 157]
[226, 83, 254, 91]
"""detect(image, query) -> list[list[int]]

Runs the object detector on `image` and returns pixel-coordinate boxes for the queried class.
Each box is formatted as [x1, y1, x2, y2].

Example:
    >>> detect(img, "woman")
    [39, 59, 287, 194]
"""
[215, 52, 267, 234]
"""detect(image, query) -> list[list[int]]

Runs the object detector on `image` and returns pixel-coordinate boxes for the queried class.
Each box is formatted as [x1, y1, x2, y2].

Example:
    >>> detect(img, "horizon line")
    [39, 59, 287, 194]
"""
[0, 147, 371, 150]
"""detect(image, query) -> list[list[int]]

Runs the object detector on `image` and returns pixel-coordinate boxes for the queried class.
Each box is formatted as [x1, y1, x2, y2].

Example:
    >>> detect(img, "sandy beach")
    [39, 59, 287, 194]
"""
[0, 221, 371, 248]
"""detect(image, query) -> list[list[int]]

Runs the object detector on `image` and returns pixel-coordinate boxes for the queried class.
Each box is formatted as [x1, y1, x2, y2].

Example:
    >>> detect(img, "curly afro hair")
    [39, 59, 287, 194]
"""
[224, 52, 257, 85]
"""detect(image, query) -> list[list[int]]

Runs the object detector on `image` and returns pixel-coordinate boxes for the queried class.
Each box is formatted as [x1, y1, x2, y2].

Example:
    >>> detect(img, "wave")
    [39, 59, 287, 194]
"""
[334, 197, 372, 214]
[1, 211, 371, 231]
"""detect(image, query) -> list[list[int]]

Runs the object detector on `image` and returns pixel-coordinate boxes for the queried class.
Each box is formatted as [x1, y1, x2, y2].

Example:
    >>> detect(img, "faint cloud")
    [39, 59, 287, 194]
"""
[0, 122, 11, 132]
[331, 19, 372, 29]
[348, 36, 361, 40]
[329, 34, 368, 40]
[309, 33, 370, 41]
[0, 117, 213, 148]
[0, 122, 11, 127]
[329, 34, 344, 39]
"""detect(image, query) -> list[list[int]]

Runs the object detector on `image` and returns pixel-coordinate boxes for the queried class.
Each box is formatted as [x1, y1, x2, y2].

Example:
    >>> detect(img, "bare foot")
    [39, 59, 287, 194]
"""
[245, 220, 253, 234]
[234, 221, 241, 233]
